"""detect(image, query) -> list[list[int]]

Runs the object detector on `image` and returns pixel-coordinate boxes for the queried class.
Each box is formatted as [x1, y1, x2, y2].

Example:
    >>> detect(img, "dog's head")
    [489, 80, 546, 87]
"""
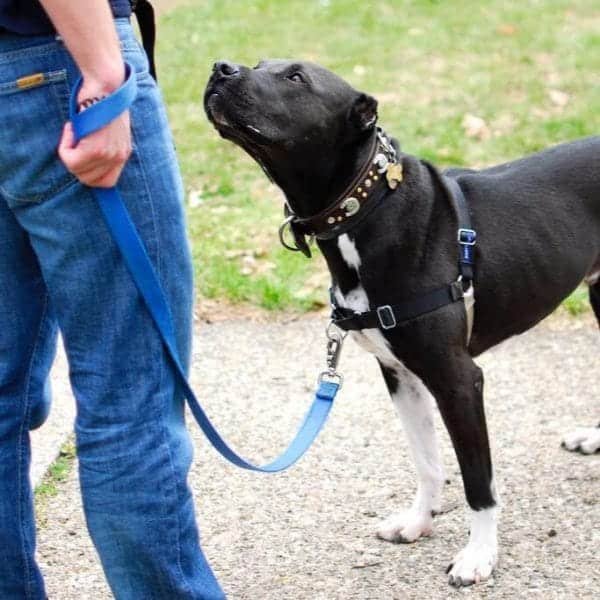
[204, 59, 378, 216]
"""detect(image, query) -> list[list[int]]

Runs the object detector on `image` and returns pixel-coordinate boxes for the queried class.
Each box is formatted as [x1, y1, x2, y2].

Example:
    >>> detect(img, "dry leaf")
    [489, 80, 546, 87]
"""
[462, 113, 491, 141]
[188, 189, 204, 208]
[497, 23, 518, 36]
[548, 89, 569, 107]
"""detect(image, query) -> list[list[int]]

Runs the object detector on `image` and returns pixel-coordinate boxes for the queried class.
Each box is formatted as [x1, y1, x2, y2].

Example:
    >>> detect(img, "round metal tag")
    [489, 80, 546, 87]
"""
[341, 197, 361, 217]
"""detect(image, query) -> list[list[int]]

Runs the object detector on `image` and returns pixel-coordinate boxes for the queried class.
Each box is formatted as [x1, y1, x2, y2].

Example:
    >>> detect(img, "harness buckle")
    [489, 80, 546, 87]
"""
[458, 228, 477, 246]
[377, 305, 397, 330]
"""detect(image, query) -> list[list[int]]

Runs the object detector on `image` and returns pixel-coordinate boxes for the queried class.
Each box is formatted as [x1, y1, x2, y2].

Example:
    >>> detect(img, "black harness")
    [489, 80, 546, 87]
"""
[330, 171, 477, 332]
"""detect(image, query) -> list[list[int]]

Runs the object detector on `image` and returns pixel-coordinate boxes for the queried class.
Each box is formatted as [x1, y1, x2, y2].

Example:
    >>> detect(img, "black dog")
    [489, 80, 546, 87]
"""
[204, 59, 600, 586]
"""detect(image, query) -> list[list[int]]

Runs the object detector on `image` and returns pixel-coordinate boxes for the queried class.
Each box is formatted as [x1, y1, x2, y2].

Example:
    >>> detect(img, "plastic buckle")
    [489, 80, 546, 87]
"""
[458, 228, 477, 246]
[377, 305, 397, 330]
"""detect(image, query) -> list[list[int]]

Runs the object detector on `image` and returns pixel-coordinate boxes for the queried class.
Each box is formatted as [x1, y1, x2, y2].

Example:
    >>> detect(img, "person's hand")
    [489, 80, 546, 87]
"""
[58, 99, 132, 189]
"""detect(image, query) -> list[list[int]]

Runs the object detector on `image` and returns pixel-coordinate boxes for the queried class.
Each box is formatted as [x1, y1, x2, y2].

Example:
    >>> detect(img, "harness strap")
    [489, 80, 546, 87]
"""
[69, 64, 339, 473]
[332, 281, 464, 331]
[442, 175, 476, 285]
[331, 171, 477, 334]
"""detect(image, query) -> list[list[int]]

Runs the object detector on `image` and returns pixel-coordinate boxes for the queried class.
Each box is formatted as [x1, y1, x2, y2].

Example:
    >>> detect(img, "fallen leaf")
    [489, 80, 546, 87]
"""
[548, 89, 569, 107]
[462, 113, 491, 141]
[497, 23, 518, 36]
[188, 189, 204, 208]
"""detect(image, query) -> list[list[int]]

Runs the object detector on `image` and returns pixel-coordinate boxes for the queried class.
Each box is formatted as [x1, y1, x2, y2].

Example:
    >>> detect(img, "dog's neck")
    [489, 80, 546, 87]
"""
[316, 156, 456, 298]
[272, 129, 377, 219]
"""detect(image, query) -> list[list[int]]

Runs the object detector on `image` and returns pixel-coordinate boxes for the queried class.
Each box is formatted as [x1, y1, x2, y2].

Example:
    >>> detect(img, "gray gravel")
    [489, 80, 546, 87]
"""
[30, 338, 75, 488]
[37, 313, 599, 599]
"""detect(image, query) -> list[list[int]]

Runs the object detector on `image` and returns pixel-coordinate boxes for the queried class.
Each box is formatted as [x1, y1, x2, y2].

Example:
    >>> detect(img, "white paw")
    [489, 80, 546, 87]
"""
[562, 426, 600, 454]
[447, 541, 497, 587]
[376, 510, 433, 543]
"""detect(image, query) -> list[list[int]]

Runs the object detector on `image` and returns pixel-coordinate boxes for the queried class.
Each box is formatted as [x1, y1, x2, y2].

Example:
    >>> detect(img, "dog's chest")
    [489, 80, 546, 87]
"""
[332, 235, 400, 370]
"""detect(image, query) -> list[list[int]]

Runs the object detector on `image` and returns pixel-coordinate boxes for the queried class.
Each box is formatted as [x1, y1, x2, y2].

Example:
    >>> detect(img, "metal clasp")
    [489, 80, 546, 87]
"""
[376, 128, 397, 162]
[318, 321, 347, 388]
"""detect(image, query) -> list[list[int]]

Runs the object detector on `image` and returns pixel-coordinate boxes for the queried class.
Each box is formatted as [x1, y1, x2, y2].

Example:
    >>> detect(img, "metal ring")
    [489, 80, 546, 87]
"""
[326, 320, 348, 341]
[278, 215, 303, 252]
[317, 370, 343, 389]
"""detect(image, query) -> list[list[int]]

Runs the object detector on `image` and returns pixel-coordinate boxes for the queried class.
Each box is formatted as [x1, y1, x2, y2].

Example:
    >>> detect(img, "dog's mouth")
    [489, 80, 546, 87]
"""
[204, 87, 278, 185]
[205, 92, 230, 128]
[205, 89, 270, 148]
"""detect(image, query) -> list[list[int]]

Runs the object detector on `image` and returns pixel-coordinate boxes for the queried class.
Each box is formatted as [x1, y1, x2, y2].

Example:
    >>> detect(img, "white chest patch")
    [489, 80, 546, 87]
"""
[337, 234, 362, 271]
[334, 234, 399, 369]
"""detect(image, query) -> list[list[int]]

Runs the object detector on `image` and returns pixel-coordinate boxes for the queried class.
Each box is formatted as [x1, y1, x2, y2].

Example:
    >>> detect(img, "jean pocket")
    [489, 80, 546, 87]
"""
[0, 68, 76, 205]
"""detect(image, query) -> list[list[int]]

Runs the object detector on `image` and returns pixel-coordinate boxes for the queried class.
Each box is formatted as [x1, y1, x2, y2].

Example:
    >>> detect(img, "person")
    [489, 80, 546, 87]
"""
[0, 1, 225, 598]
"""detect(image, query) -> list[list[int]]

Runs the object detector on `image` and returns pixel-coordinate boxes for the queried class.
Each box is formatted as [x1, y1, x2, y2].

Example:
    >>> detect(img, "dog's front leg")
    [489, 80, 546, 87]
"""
[376, 360, 445, 543]
[423, 351, 499, 587]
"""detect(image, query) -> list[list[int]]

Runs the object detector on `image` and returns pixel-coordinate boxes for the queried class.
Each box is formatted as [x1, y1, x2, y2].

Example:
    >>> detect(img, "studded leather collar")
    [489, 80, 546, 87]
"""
[284, 129, 403, 246]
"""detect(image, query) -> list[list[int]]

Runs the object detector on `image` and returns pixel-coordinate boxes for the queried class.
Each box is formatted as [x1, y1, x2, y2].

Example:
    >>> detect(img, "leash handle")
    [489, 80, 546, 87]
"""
[68, 63, 339, 472]
[70, 63, 137, 141]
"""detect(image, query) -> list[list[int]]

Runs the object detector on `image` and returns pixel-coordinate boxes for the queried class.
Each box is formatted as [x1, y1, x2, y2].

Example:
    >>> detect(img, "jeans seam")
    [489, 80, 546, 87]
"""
[17, 291, 50, 599]
[0, 173, 79, 206]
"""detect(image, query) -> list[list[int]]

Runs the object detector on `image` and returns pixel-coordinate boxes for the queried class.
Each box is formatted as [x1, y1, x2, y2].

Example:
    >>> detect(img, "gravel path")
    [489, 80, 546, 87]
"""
[36, 313, 599, 599]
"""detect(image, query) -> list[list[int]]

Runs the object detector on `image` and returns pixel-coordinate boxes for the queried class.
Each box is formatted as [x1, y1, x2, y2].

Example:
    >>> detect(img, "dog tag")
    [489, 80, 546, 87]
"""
[386, 163, 403, 189]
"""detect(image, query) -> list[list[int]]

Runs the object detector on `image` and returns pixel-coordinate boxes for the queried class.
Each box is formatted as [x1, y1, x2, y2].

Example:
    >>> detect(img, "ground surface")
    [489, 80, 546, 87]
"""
[36, 313, 599, 599]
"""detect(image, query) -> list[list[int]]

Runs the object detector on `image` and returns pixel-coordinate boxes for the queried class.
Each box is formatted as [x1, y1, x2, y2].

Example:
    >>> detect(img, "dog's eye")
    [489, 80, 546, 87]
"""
[287, 72, 305, 83]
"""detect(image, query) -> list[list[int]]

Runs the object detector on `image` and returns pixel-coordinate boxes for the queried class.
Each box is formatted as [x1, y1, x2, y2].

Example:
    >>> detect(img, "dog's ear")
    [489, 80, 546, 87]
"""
[349, 93, 378, 132]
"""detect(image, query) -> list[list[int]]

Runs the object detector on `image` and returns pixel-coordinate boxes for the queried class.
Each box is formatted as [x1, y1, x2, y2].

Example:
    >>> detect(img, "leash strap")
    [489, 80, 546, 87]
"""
[69, 64, 339, 472]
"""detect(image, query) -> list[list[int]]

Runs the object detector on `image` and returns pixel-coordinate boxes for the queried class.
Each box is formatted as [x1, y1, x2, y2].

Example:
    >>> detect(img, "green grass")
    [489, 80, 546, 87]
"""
[156, 0, 599, 312]
[563, 285, 591, 316]
[35, 440, 76, 500]
[35, 439, 76, 527]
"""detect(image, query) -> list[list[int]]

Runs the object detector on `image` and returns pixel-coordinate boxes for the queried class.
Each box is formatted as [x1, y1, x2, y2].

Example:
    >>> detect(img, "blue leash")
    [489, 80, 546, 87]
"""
[69, 64, 340, 472]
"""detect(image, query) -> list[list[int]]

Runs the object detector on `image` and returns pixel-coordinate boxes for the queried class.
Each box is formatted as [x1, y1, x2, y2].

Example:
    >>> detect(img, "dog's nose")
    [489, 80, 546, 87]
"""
[213, 61, 240, 78]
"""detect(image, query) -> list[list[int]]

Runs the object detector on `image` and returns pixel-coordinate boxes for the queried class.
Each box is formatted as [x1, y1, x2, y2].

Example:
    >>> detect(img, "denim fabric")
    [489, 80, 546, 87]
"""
[0, 19, 225, 600]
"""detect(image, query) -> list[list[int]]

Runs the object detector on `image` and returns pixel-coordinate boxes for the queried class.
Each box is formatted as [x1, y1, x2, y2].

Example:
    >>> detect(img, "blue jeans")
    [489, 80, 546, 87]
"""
[0, 19, 225, 600]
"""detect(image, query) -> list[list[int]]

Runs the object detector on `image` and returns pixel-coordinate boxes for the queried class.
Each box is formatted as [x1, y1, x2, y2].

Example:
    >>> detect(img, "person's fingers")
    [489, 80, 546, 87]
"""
[58, 115, 132, 182]
[61, 142, 131, 183]
[71, 163, 111, 185]
[82, 163, 125, 188]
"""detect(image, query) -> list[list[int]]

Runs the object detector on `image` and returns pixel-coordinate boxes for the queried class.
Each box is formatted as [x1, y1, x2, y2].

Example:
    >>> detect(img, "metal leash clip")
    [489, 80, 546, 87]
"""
[317, 321, 347, 388]
[376, 127, 397, 162]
